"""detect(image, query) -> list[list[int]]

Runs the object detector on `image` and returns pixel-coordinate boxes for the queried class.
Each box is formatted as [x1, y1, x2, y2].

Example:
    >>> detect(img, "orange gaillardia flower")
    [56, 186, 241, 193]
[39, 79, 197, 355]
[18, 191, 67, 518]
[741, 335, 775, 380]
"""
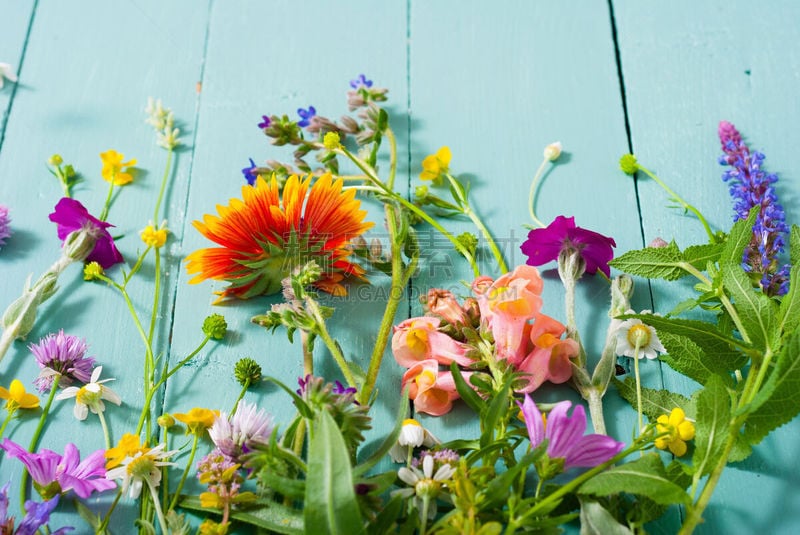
[186, 173, 373, 301]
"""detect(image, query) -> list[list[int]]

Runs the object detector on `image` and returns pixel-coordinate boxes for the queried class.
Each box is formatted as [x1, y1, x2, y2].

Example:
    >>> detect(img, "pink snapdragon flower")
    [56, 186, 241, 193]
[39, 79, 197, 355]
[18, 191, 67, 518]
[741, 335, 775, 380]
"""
[402, 359, 467, 416]
[515, 314, 579, 392]
[519, 395, 624, 471]
[392, 317, 475, 368]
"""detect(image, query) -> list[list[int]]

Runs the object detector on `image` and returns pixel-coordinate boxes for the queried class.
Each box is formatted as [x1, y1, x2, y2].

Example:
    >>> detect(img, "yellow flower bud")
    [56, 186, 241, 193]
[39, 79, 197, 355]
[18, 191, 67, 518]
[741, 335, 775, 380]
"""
[141, 225, 168, 248]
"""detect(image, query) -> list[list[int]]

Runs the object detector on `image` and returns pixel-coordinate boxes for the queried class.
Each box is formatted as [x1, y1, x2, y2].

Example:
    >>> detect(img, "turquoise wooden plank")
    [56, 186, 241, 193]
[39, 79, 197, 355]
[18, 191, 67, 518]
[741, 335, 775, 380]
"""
[165, 0, 410, 500]
[614, 0, 800, 532]
[0, 0, 34, 142]
[0, 0, 210, 528]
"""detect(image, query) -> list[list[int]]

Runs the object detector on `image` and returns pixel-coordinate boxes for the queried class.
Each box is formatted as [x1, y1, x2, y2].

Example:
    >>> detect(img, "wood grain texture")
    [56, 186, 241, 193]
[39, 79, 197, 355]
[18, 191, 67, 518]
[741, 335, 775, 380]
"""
[614, 0, 800, 532]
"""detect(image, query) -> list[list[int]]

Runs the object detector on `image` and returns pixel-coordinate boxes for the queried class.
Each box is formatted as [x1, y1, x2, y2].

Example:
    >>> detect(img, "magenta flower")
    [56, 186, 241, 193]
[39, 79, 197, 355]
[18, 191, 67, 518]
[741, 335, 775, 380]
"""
[519, 395, 624, 471]
[521, 215, 616, 277]
[0, 439, 116, 500]
[29, 330, 96, 393]
[48, 197, 123, 269]
[0, 204, 11, 248]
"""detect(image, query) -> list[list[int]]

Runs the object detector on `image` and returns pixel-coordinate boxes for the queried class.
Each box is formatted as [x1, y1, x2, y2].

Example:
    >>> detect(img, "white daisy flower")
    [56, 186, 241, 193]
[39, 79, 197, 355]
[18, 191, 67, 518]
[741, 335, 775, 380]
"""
[615, 310, 666, 360]
[389, 418, 439, 463]
[55, 366, 122, 420]
[105, 443, 177, 499]
[0, 63, 17, 90]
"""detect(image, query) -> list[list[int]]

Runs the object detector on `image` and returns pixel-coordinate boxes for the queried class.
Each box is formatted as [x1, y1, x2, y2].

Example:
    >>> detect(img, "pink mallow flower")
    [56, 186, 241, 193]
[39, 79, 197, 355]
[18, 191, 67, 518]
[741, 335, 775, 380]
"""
[402, 359, 468, 416]
[392, 317, 475, 368]
[472, 265, 544, 363]
[0, 438, 116, 500]
[521, 215, 616, 277]
[516, 314, 578, 393]
[519, 395, 624, 472]
[48, 197, 123, 269]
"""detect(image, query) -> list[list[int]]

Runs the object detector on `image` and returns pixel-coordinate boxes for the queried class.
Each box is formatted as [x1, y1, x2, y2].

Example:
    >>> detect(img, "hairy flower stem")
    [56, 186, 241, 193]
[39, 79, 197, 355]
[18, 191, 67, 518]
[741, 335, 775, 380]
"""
[169, 434, 200, 511]
[636, 164, 716, 242]
[230, 379, 250, 416]
[20, 374, 61, 511]
[586, 388, 607, 436]
[305, 297, 358, 388]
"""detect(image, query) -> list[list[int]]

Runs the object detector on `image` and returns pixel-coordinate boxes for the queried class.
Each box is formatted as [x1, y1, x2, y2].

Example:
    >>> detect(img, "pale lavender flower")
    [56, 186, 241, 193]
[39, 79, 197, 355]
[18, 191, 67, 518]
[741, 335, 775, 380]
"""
[29, 330, 96, 393]
[719, 121, 790, 296]
[208, 400, 274, 461]
[519, 395, 624, 471]
[0, 439, 116, 500]
[0, 205, 10, 248]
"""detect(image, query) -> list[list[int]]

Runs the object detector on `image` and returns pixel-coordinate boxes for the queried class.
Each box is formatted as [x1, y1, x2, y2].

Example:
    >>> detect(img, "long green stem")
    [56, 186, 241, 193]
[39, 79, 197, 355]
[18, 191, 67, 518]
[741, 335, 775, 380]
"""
[0, 410, 15, 437]
[97, 408, 112, 450]
[153, 149, 173, 223]
[21, 375, 61, 510]
[633, 344, 644, 436]
[528, 157, 549, 228]
[304, 297, 358, 388]
[637, 164, 715, 242]
[385, 127, 398, 190]
[98, 176, 116, 222]
[148, 480, 170, 535]
[230, 379, 249, 416]
[169, 434, 199, 511]
[98, 489, 123, 531]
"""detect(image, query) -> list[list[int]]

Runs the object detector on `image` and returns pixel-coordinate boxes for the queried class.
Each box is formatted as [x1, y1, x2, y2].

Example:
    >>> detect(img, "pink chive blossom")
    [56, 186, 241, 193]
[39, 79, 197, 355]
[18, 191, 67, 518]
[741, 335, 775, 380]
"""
[521, 215, 616, 278]
[0, 439, 116, 500]
[48, 197, 123, 269]
[0, 205, 11, 249]
[519, 395, 624, 471]
[208, 400, 274, 461]
[29, 330, 96, 393]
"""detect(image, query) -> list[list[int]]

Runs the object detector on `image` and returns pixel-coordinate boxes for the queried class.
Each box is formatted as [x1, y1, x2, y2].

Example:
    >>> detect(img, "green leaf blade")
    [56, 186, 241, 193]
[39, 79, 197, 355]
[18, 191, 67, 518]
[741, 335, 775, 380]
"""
[613, 377, 696, 421]
[579, 454, 691, 505]
[609, 242, 688, 281]
[692, 375, 732, 477]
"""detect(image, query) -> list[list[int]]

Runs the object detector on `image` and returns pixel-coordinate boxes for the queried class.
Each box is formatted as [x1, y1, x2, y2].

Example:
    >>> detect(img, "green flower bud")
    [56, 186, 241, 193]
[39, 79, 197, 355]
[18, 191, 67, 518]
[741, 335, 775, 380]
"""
[323, 131, 341, 150]
[294, 261, 322, 287]
[48, 154, 63, 166]
[158, 414, 176, 428]
[619, 154, 639, 175]
[234, 357, 262, 388]
[63, 228, 98, 263]
[456, 232, 479, 257]
[202, 314, 228, 340]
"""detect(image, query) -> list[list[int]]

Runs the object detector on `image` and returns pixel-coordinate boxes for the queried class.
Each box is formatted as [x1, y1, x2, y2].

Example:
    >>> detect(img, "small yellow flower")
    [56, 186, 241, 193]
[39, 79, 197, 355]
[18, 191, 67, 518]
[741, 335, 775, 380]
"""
[174, 407, 219, 436]
[100, 149, 137, 185]
[140, 224, 168, 248]
[655, 407, 695, 457]
[105, 433, 145, 469]
[0, 379, 40, 411]
[83, 261, 104, 281]
[420, 146, 452, 184]
[323, 131, 341, 150]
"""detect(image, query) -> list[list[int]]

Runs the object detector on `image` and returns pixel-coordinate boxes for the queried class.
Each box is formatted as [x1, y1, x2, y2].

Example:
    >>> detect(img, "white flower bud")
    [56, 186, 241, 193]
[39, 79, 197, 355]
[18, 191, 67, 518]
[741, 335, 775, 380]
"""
[543, 141, 563, 161]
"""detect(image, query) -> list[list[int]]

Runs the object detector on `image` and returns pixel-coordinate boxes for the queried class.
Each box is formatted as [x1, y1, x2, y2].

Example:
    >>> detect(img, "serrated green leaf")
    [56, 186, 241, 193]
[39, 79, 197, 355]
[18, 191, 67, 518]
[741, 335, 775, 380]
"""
[579, 499, 634, 535]
[683, 243, 724, 269]
[613, 377, 696, 421]
[608, 242, 688, 281]
[579, 454, 691, 505]
[778, 264, 800, 336]
[790, 225, 800, 266]
[743, 327, 800, 445]
[721, 262, 780, 353]
[658, 332, 732, 386]
[305, 411, 363, 534]
[720, 206, 758, 266]
[692, 376, 731, 477]
[629, 314, 747, 366]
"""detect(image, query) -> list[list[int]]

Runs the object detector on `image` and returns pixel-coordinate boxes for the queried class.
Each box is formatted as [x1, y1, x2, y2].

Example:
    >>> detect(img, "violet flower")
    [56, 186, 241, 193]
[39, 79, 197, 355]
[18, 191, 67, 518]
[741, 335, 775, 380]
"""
[0, 205, 10, 248]
[257, 115, 271, 129]
[719, 121, 789, 296]
[241, 158, 258, 186]
[521, 215, 617, 277]
[0, 439, 116, 500]
[519, 394, 624, 471]
[1, 483, 73, 535]
[48, 197, 123, 269]
[29, 330, 96, 393]
[350, 74, 373, 89]
[296, 106, 316, 128]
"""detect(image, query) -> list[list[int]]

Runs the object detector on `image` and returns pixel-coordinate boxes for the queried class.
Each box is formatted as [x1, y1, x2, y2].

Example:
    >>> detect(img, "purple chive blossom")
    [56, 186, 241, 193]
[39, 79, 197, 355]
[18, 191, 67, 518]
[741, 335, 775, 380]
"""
[349, 74, 373, 89]
[519, 395, 624, 471]
[257, 115, 271, 129]
[0, 205, 11, 248]
[241, 158, 258, 186]
[0, 439, 116, 500]
[521, 215, 617, 277]
[208, 400, 274, 461]
[29, 330, 96, 393]
[297, 106, 316, 128]
[719, 121, 790, 296]
[48, 198, 123, 269]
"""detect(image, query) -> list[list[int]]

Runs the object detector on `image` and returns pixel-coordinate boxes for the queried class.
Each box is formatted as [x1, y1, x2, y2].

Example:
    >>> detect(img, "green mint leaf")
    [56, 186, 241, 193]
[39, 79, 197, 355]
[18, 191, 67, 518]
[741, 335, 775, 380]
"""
[778, 264, 800, 336]
[305, 410, 363, 534]
[721, 262, 780, 353]
[790, 224, 800, 267]
[692, 375, 731, 477]
[682, 242, 724, 269]
[579, 453, 691, 505]
[579, 499, 634, 535]
[613, 377, 695, 421]
[658, 331, 733, 386]
[627, 314, 747, 367]
[608, 242, 688, 281]
[720, 206, 758, 266]
[743, 327, 800, 445]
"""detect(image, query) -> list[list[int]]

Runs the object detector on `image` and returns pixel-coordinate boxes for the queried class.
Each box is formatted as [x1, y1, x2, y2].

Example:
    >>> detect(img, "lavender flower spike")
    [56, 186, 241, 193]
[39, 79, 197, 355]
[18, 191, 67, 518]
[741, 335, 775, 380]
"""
[719, 121, 790, 296]
[519, 394, 624, 472]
